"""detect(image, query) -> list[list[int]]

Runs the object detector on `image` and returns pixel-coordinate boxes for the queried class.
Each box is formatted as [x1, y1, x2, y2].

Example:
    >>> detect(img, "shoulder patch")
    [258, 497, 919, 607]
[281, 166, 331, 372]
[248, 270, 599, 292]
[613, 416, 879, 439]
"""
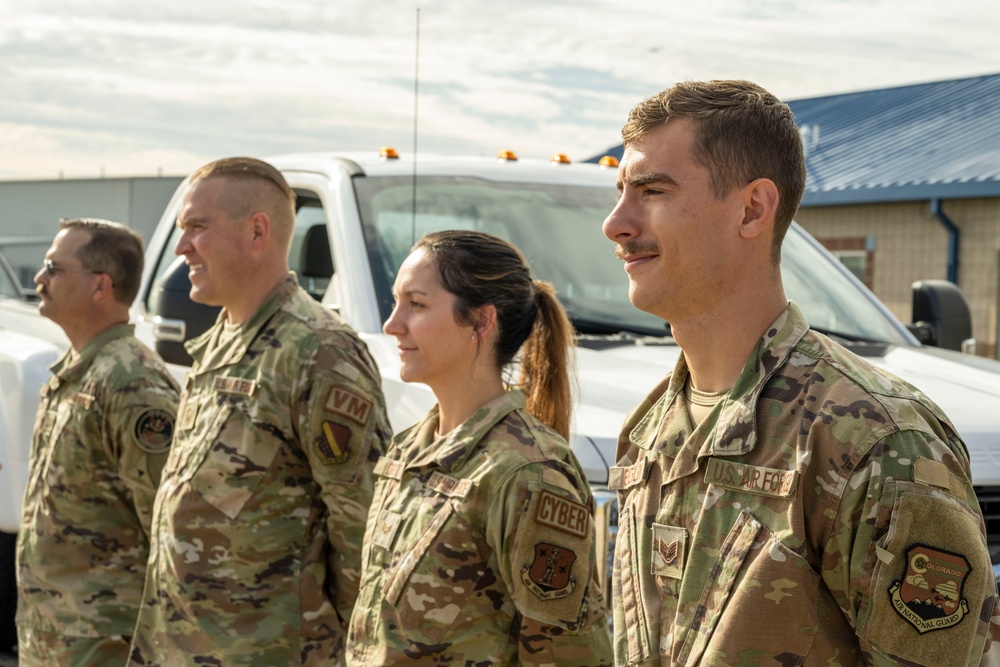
[325, 386, 373, 426]
[315, 420, 351, 465]
[888, 543, 971, 633]
[134, 408, 174, 454]
[521, 542, 577, 600]
[534, 488, 589, 539]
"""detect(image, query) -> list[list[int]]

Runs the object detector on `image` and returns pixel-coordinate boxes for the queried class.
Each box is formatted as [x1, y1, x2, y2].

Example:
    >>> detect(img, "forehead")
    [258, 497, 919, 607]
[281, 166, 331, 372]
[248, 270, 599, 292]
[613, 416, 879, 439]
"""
[620, 118, 698, 171]
[393, 248, 441, 290]
[49, 228, 91, 258]
[179, 177, 226, 217]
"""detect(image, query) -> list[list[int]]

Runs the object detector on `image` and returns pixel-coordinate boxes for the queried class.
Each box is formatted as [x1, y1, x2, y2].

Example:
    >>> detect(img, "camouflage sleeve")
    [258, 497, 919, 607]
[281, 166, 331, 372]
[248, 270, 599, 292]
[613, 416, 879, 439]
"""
[826, 427, 998, 666]
[295, 337, 391, 625]
[486, 463, 614, 667]
[104, 371, 179, 536]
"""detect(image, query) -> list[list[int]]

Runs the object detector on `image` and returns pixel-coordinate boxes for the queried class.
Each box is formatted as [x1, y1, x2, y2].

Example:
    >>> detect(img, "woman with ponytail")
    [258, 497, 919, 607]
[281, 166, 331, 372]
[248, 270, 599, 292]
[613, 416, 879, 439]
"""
[347, 231, 612, 667]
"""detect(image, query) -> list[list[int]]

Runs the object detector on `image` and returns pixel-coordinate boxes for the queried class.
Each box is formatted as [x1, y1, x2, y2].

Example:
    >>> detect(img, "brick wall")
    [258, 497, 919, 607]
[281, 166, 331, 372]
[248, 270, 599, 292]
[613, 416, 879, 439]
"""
[794, 198, 1000, 359]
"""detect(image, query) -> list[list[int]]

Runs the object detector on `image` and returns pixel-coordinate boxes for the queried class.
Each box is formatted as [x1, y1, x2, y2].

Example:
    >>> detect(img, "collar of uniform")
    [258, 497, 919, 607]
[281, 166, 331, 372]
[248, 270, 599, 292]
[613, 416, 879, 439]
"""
[50, 322, 134, 384]
[185, 273, 300, 374]
[628, 302, 809, 457]
[399, 390, 527, 472]
[627, 359, 692, 454]
[701, 301, 809, 457]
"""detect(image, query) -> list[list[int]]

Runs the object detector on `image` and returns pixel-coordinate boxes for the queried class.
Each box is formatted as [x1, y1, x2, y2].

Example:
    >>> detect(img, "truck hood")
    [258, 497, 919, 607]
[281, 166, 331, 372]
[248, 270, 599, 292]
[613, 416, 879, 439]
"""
[569, 339, 1000, 488]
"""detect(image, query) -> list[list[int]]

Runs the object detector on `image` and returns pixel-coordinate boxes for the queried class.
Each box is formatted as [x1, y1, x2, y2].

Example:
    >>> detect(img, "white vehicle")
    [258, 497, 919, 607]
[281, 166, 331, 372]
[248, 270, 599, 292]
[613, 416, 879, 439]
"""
[2, 150, 1000, 642]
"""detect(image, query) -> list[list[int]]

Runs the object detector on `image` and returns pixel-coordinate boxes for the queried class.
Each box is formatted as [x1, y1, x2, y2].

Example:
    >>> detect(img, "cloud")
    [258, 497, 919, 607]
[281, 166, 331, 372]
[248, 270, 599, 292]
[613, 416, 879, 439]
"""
[1, 0, 998, 178]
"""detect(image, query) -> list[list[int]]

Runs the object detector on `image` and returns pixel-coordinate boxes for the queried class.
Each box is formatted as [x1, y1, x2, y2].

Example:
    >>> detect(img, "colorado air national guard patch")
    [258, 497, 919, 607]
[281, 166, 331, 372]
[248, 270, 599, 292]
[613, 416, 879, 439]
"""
[134, 408, 174, 454]
[316, 420, 350, 465]
[521, 542, 577, 600]
[889, 543, 971, 633]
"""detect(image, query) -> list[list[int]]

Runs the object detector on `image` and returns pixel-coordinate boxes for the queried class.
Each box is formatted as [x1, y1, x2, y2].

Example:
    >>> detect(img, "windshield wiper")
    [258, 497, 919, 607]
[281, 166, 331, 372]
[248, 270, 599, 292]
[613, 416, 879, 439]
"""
[570, 316, 670, 338]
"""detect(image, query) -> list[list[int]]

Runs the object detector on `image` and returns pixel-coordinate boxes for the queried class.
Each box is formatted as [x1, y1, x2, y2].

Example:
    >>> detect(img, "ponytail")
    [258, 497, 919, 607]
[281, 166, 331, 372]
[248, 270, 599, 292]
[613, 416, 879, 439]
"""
[520, 280, 575, 440]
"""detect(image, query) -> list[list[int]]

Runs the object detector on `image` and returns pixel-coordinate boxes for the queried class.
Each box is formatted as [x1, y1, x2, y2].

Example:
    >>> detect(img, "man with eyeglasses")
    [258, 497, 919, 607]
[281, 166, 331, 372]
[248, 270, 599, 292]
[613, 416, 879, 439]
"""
[127, 157, 390, 666]
[15, 218, 179, 666]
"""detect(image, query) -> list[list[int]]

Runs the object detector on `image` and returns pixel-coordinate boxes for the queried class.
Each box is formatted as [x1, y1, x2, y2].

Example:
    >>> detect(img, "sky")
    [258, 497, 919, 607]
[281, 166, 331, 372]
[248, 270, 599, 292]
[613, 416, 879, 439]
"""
[2, 0, 999, 181]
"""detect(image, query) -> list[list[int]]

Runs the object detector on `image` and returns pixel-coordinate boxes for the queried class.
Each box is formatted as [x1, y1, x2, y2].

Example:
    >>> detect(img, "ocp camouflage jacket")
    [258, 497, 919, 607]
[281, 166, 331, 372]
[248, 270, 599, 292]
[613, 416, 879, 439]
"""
[347, 390, 613, 667]
[610, 302, 1000, 666]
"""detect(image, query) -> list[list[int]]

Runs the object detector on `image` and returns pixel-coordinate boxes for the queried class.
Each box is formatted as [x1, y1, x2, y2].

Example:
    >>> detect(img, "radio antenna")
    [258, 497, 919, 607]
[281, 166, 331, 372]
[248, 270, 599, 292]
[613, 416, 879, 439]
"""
[411, 7, 420, 243]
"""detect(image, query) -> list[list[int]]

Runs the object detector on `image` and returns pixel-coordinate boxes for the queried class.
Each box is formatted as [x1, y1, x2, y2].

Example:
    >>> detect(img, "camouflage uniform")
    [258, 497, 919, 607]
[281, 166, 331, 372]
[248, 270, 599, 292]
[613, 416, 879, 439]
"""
[347, 390, 614, 667]
[16, 323, 179, 667]
[128, 275, 390, 666]
[609, 302, 1000, 666]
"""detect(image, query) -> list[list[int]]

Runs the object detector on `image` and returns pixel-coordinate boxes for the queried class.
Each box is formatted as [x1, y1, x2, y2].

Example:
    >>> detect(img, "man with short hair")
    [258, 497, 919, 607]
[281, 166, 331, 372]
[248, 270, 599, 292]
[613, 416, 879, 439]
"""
[17, 218, 179, 666]
[604, 80, 999, 665]
[128, 157, 391, 666]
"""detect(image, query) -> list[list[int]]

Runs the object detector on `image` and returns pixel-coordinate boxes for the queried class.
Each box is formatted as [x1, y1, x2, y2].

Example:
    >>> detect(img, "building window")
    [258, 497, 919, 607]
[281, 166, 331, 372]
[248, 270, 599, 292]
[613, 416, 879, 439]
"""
[816, 236, 875, 288]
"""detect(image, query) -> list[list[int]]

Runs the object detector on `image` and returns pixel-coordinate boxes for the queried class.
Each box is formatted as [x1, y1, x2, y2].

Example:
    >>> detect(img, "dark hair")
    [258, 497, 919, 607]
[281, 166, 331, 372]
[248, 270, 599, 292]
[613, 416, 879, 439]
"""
[622, 80, 806, 264]
[414, 231, 575, 439]
[189, 157, 296, 249]
[59, 218, 144, 305]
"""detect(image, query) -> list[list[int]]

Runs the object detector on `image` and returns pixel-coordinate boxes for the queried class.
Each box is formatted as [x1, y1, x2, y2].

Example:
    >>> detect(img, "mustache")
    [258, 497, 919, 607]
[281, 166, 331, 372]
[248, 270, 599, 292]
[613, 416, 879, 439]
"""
[36, 284, 47, 297]
[614, 240, 661, 260]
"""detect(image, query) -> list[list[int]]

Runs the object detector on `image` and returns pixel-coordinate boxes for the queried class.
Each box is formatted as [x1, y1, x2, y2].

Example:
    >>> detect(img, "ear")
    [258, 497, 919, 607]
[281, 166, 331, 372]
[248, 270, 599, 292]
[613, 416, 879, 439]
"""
[739, 178, 780, 240]
[248, 211, 272, 249]
[473, 304, 498, 341]
[90, 273, 115, 304]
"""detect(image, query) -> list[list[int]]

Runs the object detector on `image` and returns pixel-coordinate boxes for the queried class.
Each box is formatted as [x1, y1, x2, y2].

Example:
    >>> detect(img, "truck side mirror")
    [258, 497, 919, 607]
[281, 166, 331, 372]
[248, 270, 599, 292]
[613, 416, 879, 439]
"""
[907, 280, 973, 352]
[153, 256, 221, 366]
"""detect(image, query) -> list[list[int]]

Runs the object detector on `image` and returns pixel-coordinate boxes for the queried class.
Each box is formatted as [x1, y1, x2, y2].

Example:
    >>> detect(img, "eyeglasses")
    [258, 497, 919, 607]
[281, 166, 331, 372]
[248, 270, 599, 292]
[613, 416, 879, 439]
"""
[42, 259, 105, 279]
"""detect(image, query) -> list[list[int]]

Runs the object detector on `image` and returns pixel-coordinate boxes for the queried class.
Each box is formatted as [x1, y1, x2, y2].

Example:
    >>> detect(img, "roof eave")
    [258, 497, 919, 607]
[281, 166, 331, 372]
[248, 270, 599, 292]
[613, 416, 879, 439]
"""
[800, 180, 1000, 207]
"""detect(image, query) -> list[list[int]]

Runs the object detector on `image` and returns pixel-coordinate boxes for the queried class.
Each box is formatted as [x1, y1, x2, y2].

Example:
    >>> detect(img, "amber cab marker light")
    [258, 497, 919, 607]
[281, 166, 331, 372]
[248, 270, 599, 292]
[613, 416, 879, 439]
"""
[497, 150, 518, 162]
[380, 147, 400, 160]
[599, 155, 619, 168]
[551, 153, 571, 165]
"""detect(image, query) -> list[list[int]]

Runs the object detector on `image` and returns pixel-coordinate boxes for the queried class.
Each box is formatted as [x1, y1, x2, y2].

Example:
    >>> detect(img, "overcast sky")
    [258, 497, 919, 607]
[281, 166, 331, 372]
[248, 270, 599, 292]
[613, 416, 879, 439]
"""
[2, 0, 999, 181]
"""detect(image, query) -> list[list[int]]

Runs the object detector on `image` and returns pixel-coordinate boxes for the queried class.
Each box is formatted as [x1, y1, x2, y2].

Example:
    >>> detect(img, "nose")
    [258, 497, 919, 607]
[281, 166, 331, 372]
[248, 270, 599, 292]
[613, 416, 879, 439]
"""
[602, 192, 638, 244]
[34, 265, 48, 286]
[382, 305, 404, 337]
[174, 227, 192, 256]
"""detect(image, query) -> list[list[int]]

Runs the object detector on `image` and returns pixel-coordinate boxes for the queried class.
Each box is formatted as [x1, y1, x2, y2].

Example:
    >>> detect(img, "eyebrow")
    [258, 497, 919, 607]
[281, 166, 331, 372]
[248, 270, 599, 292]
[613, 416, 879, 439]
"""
[620, 171, 679, 189]
[392, 288, 429, 298]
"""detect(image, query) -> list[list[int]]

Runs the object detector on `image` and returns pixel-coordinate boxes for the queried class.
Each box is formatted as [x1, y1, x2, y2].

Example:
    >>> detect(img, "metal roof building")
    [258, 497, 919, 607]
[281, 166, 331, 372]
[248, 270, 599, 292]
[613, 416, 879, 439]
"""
[793, 73, 1000, 206]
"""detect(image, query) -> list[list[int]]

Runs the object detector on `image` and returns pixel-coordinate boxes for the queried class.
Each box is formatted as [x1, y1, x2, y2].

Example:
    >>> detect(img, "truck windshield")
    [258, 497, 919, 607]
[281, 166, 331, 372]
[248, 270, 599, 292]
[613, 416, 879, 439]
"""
[354, 175, 911, 345]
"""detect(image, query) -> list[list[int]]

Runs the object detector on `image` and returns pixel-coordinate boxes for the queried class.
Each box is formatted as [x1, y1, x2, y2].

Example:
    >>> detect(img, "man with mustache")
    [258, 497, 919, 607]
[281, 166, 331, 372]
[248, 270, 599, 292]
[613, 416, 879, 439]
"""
[603, 80, 998, 665]
[16, 219, 179, 666]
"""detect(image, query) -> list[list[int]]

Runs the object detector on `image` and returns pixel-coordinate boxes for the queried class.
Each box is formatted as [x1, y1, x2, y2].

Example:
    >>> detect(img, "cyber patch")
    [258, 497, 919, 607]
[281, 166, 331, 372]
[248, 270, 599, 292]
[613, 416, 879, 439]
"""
[133, 408, 174, 454]
[534, 489, 589, 538]
[888, 543, 971, 634]
[521, 542, 577, 600]
[315, 420, 351, 465]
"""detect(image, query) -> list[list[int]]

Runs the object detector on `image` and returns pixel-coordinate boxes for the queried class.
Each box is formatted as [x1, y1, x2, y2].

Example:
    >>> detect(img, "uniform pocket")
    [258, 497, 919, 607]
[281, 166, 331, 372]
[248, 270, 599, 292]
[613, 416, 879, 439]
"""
[186, 404, 279, 520]
[381, 499, 487, 645]
[613, 502, 654, 665]
[676, 509, 820, 667]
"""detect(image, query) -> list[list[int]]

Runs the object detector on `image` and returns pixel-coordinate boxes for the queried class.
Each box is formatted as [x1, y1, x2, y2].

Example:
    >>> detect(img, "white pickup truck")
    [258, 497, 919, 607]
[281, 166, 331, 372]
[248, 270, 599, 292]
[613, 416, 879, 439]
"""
[3, 150, 1000, 644]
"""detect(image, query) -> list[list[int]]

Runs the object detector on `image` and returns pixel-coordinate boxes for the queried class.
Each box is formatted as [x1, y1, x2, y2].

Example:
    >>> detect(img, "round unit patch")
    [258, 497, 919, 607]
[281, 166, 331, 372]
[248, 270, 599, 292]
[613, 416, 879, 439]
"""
[134, 408, 175, 454]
